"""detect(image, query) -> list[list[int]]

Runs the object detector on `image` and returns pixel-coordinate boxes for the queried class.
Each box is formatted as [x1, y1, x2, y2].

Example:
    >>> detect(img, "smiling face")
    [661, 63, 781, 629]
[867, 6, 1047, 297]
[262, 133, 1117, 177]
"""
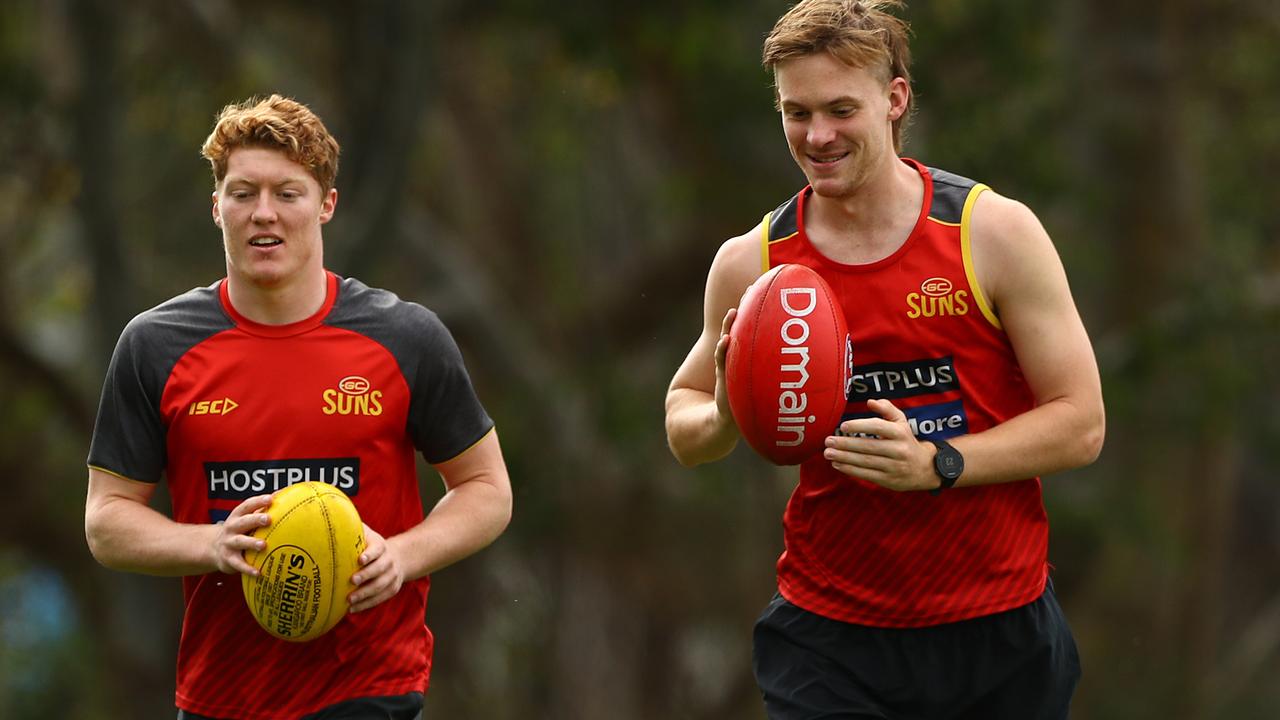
[775, 52, 909, 199]
[212, 146, 336, 291]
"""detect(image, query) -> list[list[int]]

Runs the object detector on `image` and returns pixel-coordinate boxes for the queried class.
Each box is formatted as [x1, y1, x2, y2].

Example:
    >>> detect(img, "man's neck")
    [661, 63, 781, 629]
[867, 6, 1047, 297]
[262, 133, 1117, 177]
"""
[806, 156, 923, 265]
[225, 268, 329, 326]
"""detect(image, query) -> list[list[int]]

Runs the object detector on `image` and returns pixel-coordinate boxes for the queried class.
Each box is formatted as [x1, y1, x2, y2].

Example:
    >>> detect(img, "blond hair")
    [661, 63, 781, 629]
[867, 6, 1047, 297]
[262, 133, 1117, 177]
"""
[200, 94, 341, 192]
[763, 0, 914, 150]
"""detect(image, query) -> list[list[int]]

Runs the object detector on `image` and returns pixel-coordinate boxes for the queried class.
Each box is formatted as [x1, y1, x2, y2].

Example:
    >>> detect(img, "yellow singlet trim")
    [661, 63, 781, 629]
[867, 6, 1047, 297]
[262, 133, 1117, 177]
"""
[960, 184, 1001, 330]
[760, 211, 772, 272]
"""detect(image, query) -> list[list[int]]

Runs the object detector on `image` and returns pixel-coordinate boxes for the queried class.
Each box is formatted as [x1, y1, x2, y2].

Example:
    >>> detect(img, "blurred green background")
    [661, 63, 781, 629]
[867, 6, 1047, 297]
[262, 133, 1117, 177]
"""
[1, 0, 1277, 718]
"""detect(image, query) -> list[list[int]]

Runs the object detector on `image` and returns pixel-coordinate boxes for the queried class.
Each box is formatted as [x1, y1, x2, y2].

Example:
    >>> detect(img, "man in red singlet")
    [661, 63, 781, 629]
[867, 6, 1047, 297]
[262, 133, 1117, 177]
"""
[85, 95, 513, 720]
[665, 2, 1104, 718]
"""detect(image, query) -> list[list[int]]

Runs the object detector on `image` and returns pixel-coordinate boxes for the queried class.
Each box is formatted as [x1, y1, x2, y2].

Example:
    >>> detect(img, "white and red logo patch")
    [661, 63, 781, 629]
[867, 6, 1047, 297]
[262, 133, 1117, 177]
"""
[322, 375, 383, 416]
[907, 276, 970, 319]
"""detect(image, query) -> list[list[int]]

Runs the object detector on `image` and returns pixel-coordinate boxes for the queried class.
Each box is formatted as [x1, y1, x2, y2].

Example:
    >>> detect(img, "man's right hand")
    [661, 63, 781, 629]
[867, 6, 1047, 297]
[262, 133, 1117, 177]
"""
[713, 306, 739, 427]
[211, 494, 273, 575]
[664, 227, 761, 466]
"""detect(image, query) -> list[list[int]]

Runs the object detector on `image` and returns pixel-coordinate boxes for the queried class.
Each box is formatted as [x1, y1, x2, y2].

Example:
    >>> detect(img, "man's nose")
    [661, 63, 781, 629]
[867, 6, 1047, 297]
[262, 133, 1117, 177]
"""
[251, 193, 278, 223]
[807, 116, 837, 147]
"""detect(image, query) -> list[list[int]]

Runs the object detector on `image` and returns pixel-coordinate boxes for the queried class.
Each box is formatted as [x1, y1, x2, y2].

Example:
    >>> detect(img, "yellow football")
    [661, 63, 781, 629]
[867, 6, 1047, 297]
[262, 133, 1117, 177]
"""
[242, 482, 365, 642]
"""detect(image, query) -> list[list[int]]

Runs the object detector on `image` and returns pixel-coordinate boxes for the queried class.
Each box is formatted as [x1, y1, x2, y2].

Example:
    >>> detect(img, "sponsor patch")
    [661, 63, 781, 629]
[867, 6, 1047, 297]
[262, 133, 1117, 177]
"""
[848, 356, 958, 401]
[837, 399, 969, 440]
[205, 458, 360, 500]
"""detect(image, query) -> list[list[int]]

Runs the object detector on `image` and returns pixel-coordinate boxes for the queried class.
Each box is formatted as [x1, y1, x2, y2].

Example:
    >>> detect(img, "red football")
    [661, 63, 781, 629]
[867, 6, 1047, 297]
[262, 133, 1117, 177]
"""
[726, 264, 852, 465]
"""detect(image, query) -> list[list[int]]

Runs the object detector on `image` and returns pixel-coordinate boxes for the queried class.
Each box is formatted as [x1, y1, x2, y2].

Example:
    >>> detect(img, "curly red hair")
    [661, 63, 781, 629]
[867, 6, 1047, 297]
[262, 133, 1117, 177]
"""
[200, 94, 340, 192]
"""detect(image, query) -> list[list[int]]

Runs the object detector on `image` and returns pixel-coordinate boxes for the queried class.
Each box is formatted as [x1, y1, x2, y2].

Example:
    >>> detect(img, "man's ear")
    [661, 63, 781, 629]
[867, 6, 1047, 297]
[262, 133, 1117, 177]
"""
[212, 191, 222, 227]
[319, 187, 338, 225]
[887, 76, 910, 122]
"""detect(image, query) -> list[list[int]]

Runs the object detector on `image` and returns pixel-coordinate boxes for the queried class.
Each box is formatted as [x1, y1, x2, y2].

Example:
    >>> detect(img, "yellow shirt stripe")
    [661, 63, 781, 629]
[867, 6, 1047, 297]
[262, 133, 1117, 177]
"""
[960, 184, 1001, 329]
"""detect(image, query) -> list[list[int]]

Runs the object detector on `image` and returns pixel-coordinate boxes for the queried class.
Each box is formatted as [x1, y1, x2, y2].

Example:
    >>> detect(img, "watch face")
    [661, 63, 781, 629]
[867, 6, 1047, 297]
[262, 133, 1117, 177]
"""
[935, 444, 964, 480]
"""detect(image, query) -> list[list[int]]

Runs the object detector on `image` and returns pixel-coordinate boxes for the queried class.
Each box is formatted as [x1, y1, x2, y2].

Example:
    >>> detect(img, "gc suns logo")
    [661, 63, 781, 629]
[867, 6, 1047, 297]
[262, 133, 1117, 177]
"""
[907, 277, 969, 319]
[321, 375, 383, 416]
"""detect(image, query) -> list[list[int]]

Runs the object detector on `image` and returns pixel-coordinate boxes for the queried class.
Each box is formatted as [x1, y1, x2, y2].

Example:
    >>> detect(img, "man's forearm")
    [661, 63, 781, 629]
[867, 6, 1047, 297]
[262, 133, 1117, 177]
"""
[391, 479, 512, 581]
[665, 388, 740, 467]
[951, 397, 1104, 488]
[85, 496, 218, 576]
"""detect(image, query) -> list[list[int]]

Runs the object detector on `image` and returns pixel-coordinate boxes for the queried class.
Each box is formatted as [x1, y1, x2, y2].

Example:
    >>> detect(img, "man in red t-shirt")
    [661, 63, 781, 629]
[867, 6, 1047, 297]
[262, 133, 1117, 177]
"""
[665, 2, 1104, 718]
[85, 95, 512, 720]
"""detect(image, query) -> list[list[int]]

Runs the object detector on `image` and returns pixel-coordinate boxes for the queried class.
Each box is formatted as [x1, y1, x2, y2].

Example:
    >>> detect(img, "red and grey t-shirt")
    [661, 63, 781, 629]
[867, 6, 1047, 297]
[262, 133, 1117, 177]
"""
[88, 271, 494, 719]
[763, 160, 1049, 628]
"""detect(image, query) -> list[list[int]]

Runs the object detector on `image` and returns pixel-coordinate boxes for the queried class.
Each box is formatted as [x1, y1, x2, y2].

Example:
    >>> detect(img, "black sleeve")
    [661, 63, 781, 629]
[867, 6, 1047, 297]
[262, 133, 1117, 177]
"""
[406, 311, 495, 464]
[327, 277, 494, 465]
[86, 286, 231, 482]
[87, 314, 171, 482]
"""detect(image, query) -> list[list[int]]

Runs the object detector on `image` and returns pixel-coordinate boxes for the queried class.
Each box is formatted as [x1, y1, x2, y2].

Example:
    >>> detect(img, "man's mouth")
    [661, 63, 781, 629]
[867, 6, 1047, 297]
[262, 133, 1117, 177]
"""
[809, 152, 849, 166]
[250, 235, 283, 247]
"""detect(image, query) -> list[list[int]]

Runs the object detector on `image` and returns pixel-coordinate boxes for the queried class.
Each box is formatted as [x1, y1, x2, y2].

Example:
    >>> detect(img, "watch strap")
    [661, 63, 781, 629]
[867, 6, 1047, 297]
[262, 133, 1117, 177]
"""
[927, 438, 963, 495]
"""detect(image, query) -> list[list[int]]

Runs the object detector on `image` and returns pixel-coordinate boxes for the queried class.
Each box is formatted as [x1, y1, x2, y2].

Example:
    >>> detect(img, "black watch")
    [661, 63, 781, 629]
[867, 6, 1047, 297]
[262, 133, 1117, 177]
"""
[927, 439, 964, 495]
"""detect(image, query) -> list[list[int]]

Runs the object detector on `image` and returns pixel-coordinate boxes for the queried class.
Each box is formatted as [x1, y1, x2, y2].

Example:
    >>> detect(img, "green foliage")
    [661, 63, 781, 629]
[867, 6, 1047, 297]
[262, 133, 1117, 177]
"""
[0, 556, 101, 720]
[1, 0, 1277, 717]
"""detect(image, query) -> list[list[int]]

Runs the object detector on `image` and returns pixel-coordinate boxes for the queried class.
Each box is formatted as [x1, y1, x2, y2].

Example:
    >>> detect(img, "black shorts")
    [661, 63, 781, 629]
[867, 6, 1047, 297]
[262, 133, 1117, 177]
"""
[176, 692, 423, 720]
[752, 581, 1080, 720]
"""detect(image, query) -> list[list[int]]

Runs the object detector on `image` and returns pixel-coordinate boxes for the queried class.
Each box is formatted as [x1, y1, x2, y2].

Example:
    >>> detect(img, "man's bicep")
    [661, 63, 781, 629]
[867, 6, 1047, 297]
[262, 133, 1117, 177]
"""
[1006, 283, 1100, 406]
[702, 231, 764, 332]
[983, 203, 1100, 406]
[87, 466, 157, 514]
[669, 231, 763, 395]
[431, 429, 509, 494]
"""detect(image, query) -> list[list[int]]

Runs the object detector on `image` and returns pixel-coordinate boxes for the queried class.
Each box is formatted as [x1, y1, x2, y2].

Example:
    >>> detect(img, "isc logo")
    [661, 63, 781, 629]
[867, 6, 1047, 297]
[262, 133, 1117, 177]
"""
[189, 397, 239, 416]
[322, 375, 383, 416]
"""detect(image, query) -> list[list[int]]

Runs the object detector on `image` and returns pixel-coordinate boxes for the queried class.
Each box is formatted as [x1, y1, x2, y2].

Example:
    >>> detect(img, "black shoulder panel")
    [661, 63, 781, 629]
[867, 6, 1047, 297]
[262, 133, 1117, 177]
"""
[927, 167, 979, 224]
[88, 284, 233, 482]
[133, 284, 235, 368]
[324, 277, 444, 382]
[768, 194, 801, 241]
[326, 277, 494, 464]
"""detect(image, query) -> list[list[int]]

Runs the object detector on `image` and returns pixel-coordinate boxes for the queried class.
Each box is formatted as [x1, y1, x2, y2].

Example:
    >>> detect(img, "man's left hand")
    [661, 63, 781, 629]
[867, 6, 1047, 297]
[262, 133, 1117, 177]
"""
[824, 398, 935, 492]
[348, 523, 407, 613]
